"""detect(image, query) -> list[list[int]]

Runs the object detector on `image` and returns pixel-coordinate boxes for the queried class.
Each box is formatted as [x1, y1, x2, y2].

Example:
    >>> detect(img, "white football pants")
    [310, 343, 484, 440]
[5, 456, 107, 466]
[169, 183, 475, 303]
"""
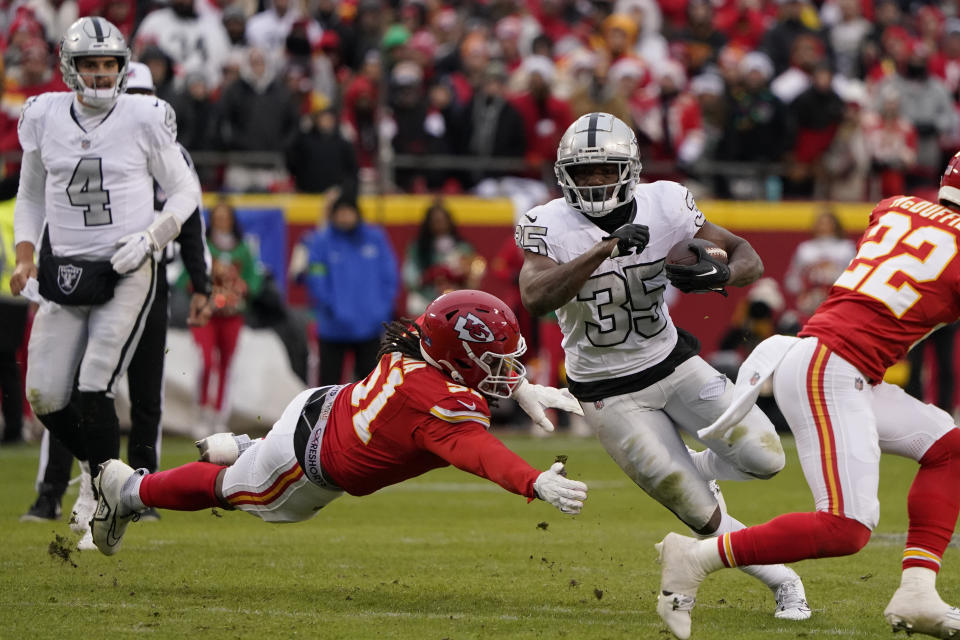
[25, 259, 156, 415]
[772, 337, 955, 530]
[580, 356, 785, 530]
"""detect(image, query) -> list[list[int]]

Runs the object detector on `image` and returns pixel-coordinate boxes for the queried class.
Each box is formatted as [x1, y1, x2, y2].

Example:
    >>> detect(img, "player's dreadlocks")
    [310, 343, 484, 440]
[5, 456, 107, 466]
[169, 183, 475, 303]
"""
[377, 319, 424, 361]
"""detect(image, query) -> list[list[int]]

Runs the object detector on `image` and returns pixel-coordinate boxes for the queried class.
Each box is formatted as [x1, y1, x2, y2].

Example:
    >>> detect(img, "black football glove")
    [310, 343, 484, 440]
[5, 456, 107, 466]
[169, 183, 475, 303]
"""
[665, 242, 731, 296]
[602, 223, 650, 257]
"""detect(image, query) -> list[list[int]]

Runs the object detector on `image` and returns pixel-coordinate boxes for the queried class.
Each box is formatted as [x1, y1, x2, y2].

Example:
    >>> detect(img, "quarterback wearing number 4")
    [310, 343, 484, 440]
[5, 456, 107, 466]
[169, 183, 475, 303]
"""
[656, 154, 960, 639]
[9, 17, 201, 545]
[89, 290, 588, 556]
[516, 112, 810, 622]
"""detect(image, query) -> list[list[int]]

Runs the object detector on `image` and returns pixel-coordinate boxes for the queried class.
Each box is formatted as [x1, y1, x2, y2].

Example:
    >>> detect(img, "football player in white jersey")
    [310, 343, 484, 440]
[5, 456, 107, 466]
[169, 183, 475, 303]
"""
[8, 17, 201, 547]
[516, 112, 809, 626]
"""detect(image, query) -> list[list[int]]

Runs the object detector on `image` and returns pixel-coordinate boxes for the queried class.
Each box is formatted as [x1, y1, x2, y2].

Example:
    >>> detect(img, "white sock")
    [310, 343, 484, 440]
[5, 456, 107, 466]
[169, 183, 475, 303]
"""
[900, 566, 938, 593]
[688, 448, 754, 482]
[120, 469, 148, 513]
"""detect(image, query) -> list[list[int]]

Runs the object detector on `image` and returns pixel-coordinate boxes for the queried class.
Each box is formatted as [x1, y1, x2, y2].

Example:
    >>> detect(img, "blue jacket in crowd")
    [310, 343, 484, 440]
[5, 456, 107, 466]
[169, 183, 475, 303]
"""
[303, 222, 399, 342]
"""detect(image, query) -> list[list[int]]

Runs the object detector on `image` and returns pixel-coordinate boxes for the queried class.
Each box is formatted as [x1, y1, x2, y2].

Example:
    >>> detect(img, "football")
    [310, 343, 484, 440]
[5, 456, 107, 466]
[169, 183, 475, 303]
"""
[666, 238, 728, 266]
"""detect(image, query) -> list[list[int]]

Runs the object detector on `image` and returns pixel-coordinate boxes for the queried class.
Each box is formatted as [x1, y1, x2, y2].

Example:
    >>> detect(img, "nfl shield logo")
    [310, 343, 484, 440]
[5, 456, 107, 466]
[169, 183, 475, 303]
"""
[594, 400, 604, 410]
[749, 371, 761, 385]
[855, 377, 864, 391]
[57, 264, 82, 294]
[81, 139, 91, 150]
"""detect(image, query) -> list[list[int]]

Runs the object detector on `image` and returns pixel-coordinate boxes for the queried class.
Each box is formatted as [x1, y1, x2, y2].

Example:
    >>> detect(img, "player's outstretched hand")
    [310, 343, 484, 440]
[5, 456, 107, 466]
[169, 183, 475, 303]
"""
[534, 462, 587, 514]
[111, 232, 154, 274]
[513, 378, 584, 433]
[603, 223, 650, 258]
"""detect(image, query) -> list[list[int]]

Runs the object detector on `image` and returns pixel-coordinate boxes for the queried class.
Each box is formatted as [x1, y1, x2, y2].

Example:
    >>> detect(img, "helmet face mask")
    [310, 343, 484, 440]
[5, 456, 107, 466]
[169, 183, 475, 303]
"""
[60, 17, 130, 109]
[419, 290, 527, 399]
[555, 112, 641, 217]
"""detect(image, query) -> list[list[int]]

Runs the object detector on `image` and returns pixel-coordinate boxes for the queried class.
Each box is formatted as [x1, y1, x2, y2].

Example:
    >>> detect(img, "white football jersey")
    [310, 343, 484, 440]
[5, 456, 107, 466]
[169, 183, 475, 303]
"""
[516, 181, 705, 383]
[18, 92, 181, 260]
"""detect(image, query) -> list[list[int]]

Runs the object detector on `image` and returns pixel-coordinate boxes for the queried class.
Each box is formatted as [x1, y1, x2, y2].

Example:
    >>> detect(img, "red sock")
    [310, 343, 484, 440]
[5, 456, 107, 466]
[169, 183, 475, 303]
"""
[903, 429, 960, 572]
[719, 511, 871, 567]
[139, 462, 226, 511]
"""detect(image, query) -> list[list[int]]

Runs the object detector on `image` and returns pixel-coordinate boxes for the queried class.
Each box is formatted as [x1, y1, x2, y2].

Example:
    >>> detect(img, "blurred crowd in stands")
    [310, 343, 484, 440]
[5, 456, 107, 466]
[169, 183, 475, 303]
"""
[0, 0, 958, 200]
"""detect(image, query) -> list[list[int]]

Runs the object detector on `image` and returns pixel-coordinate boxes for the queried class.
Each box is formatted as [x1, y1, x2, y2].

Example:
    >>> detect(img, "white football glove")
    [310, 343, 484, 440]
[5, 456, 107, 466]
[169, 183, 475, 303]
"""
[111, 232, 155, 274]
[513, 378, 584, 433]
[534, 462, 588, 514]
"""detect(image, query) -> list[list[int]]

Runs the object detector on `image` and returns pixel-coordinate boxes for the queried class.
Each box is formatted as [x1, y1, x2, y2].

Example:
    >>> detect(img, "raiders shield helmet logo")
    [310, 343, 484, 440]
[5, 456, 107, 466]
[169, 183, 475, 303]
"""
[453, 313, 495, 343]
[58, 264, 83, 294]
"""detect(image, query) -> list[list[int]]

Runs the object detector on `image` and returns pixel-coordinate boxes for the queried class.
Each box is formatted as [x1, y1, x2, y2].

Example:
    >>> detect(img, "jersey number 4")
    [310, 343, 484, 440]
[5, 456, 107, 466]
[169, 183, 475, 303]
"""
[834, 211, 958, 318]
[66, 157, 112, 226]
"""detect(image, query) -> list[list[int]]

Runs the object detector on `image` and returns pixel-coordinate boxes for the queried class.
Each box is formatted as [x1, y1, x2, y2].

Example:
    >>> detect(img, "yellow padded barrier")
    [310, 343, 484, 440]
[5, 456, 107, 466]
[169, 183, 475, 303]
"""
[203, 194, 875, 231]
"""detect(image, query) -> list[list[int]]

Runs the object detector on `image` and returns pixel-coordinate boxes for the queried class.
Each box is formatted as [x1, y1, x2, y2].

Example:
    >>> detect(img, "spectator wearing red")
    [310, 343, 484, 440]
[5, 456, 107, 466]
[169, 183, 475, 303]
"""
[863, 87, 917, 197]
[929, 20, 960, 98]
[509, 55, 574, 182]
[634, 59, 706, 171]
[3, 37, 67, 112]
[713, 0, 770, 51]
[340, 52, 385, 177]
[785, 63, 846, 196]
[77, 0, 135, 39]
[188, 202, 263, 430]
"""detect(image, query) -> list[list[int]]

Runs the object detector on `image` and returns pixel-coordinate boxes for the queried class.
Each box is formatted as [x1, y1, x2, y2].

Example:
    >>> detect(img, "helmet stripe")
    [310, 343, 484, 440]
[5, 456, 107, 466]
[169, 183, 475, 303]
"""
[92, 17, 104, 42]
[587, 112, 599, 147]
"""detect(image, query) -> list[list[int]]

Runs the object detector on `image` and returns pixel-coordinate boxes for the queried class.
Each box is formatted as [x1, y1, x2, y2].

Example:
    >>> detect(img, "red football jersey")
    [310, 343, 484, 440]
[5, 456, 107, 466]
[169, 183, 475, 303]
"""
[800, 195, 960, 382]
[319, 352, 540, 497]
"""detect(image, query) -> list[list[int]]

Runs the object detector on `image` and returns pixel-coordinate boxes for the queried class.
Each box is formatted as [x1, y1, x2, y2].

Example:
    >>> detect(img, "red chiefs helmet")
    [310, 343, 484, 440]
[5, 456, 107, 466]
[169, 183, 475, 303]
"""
[419, 290, 527, 398]
[939, 150, 960, 208]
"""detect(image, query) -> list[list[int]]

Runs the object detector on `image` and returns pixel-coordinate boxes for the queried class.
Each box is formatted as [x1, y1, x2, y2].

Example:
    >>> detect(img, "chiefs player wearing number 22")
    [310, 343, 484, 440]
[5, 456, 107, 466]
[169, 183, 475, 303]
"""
[88, 290, 588, 556]
[656, 152, 960, 640]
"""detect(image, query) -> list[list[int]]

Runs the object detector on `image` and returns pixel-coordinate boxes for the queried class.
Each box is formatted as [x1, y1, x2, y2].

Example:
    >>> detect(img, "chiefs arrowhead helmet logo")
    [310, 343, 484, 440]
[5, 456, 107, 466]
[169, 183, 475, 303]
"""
[453, 313, 495, 343]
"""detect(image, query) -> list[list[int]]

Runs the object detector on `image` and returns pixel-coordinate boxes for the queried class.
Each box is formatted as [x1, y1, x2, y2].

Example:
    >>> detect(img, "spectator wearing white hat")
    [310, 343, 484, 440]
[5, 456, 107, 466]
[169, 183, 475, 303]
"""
[715, 51, 790, 197]
[508, 55, 574, 181]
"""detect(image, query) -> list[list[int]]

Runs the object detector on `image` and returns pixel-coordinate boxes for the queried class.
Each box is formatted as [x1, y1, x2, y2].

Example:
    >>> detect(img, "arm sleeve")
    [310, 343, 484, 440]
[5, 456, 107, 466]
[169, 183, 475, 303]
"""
[146, 100, 202, 228]
[13, 149, 45, 247]
[416, 419, 540, 498]
[176, 209, 211, 295]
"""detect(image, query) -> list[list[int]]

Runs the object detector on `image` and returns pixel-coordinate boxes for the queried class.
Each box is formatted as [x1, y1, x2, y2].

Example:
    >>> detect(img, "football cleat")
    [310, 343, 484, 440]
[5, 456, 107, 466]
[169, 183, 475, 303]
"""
[656, 533, 708, 639]
[69, 465, 96, 536]
[885, 586, 960, 638]
[77, 529, 97, 551]
[21, 492, 62, 522]
[774, 578, 812, 620]
[91, 460, 140, 556]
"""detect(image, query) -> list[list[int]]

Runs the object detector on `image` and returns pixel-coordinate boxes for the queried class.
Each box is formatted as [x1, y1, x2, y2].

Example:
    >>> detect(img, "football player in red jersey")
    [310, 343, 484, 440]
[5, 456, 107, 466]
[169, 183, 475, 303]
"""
[654, 153, 960, 640]
[88, 290, 588, 556]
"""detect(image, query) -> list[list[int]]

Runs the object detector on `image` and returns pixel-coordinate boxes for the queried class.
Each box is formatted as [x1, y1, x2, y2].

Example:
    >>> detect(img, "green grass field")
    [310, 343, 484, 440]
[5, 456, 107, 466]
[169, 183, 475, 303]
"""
[0, 432, 953, 640]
